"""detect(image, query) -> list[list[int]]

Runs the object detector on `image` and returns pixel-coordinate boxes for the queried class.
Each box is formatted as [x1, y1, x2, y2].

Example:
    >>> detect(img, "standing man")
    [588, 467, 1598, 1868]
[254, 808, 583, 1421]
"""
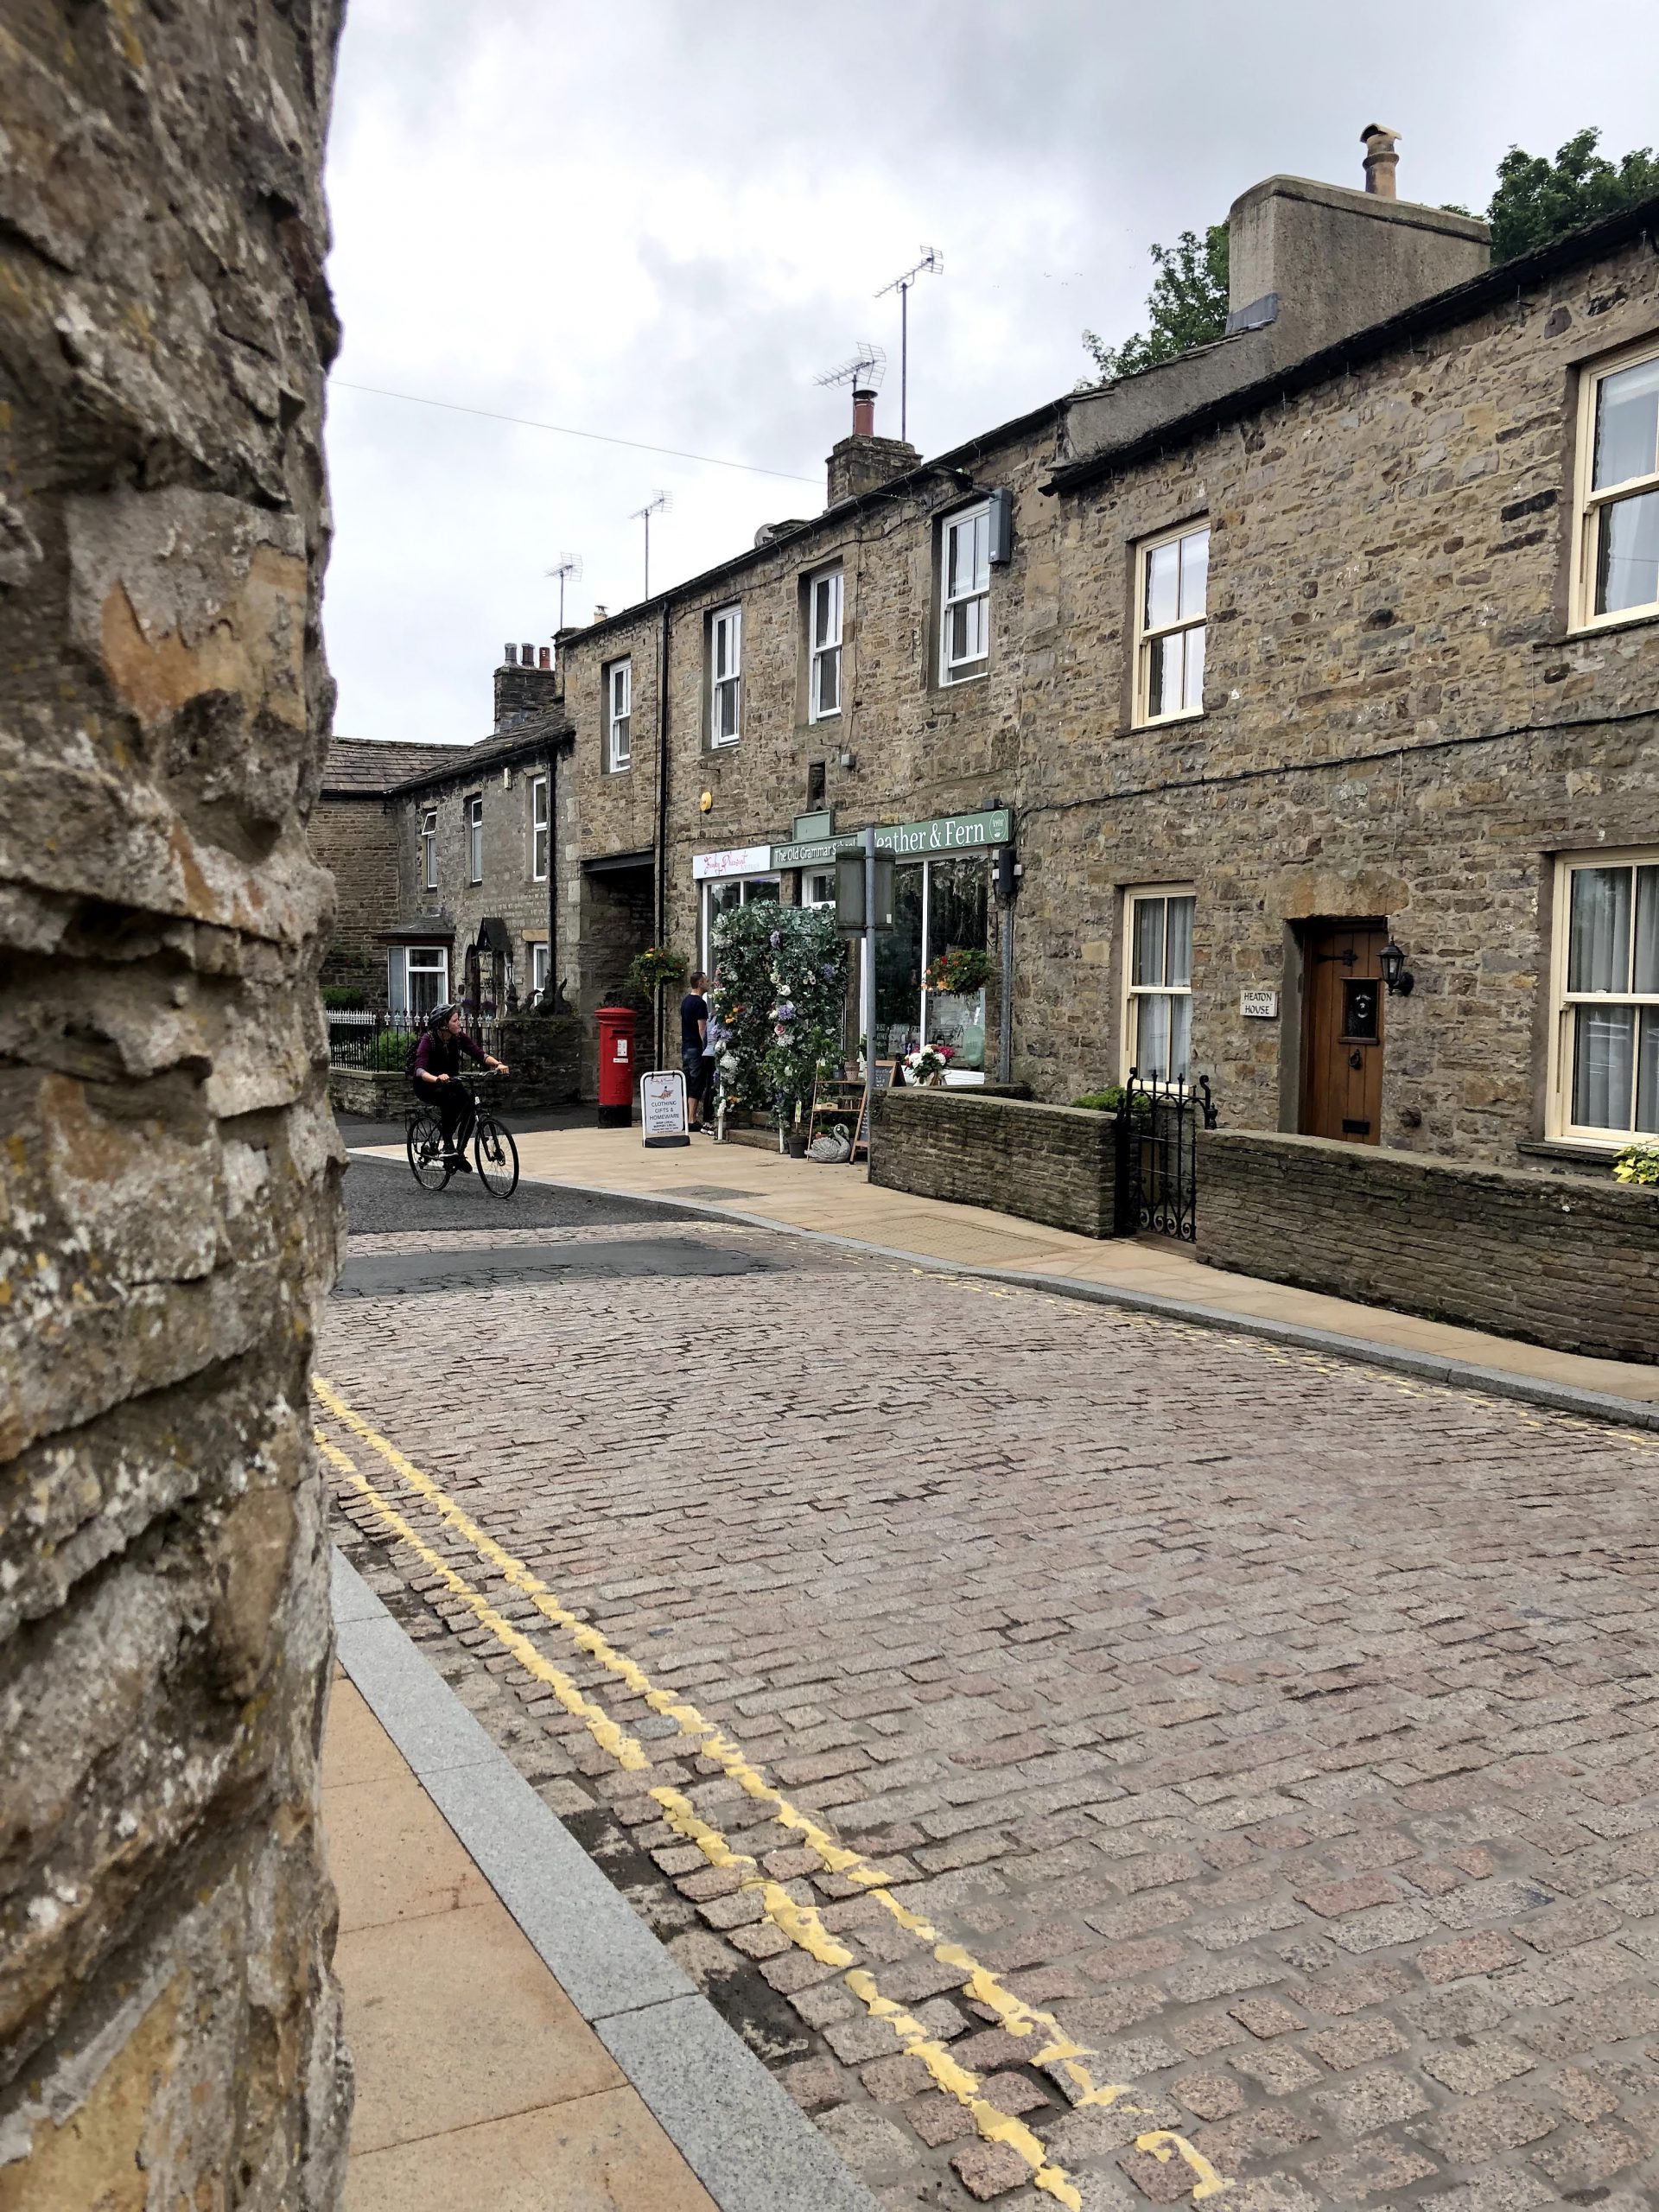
[679, 969, 710, 1129]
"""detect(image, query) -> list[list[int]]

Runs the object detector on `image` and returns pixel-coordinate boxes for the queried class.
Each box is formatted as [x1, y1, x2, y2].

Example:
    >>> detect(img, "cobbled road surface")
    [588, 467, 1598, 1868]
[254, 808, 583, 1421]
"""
[320, 1158, 1659, 2212]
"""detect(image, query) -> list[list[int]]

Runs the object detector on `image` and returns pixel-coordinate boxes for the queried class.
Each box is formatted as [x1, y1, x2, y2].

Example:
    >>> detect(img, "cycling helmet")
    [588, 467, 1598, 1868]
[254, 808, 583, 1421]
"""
[427, 1002, 458, 1033]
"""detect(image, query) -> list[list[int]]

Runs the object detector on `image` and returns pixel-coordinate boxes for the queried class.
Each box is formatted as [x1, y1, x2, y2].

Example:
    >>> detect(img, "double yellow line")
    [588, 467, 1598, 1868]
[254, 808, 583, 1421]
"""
[313, 1374, 1230, 2205]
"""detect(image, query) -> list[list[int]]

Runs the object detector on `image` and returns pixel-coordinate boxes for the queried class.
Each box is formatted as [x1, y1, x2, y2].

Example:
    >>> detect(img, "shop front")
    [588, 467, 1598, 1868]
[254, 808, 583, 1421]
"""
[695, 808, 1009, 1082]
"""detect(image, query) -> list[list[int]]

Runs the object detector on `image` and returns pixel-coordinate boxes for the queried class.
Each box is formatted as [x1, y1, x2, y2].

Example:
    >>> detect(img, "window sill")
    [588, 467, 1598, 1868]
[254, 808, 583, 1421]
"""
[1132, 709, 1206, 734]
[938, 668, 988, 690]
[1518, 1137, 1622, 1173]
[1532, 607, 1659, 649]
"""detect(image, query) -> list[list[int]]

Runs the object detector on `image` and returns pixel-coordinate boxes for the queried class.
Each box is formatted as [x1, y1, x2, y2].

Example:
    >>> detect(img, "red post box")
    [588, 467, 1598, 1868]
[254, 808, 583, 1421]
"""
[595, 1005, 636, 1127]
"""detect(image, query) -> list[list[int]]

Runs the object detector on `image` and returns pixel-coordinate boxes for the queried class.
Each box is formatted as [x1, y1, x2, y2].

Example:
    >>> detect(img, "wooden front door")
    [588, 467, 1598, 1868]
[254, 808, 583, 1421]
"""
[1300, 920, 1386, 1143]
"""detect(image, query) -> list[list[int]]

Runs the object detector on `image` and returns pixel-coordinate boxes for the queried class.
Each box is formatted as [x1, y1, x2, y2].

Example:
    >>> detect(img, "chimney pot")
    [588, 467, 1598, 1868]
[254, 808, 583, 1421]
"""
[521, 641, 534, 664]
[505, 644, 518, 664]
[537, 645, 551, 669]
[852, 385, 876, 438]
[1361, 123, 1401, 199]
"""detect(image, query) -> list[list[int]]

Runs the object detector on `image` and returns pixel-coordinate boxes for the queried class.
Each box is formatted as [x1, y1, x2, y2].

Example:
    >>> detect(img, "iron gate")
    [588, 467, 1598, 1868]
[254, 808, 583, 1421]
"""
[1113, 1071, 1218, 1241]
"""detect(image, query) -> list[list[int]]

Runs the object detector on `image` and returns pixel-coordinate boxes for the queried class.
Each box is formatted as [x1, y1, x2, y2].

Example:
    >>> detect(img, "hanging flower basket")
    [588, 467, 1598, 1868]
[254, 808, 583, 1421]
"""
[925, 947, 994, 996]
[625, 946, 687, 1004]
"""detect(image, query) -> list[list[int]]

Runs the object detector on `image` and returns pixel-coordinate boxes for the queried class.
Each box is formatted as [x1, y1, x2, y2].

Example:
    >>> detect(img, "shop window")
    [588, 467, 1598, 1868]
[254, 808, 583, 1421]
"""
[939, 504, 989, 685]
[1549, 851, 1659, 1142]
[801, 868, 836, 908]
[388, 943, 448, 1018]
[467, 794, 484, 884]
[1122, 887, 1195, 1080]
[421, 808, 438, 892]
[710, 606, 741, 745]
[808, 569, 842, 719]
[606, 658, 632, 771]
[1135, 522, 1208, 726]
[870, 855, 991, 1074]
[1574, 341, 1659, 627]
[530, 776, 549, 880]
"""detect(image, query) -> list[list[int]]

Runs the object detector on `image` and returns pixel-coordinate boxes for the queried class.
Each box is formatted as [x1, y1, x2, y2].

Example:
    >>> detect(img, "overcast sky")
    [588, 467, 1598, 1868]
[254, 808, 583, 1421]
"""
[321, 0, 1659, 747]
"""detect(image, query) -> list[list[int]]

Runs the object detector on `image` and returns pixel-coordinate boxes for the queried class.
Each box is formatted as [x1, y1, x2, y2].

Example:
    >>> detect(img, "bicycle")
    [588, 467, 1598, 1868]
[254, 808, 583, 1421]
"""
[405, 1077, 520, 1199]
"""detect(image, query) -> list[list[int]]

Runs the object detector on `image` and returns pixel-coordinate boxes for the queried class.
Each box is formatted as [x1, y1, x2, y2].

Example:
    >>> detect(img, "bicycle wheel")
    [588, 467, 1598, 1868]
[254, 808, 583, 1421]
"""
[474, 1115, 519, 1198]
[406, 1110, 452, 1191]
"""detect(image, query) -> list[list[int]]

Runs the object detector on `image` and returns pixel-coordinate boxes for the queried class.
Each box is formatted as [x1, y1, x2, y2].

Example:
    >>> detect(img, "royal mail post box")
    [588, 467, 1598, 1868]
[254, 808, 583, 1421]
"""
[595, 1005, 636, 1127]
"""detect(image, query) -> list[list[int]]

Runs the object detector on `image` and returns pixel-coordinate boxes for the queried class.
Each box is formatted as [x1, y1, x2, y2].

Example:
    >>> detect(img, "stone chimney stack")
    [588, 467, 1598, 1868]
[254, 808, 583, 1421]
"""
[493, 642, 561, 733]
[1362, 123, 1401, 198]
[827, 383, 918, 508]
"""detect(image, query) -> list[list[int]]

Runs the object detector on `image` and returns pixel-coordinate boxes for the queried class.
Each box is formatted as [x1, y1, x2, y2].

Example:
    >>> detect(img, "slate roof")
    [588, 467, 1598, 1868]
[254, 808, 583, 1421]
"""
[320, 737, 469, 795]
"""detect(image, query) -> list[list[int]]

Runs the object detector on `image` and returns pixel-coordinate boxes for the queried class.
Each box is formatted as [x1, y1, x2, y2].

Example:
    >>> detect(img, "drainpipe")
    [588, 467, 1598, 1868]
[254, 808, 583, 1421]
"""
[998, 898, 1014, 1085]
[653, 601, 671, 1073]
[545, 734, 557, 1001]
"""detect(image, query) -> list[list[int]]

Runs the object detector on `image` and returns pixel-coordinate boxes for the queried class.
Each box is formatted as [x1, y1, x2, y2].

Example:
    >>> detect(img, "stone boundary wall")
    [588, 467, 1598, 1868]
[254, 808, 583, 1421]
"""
[872, 1090, 1117, 1237]
[1198, 1130, 1659, 1363]
[330, 1016, 582, 1121]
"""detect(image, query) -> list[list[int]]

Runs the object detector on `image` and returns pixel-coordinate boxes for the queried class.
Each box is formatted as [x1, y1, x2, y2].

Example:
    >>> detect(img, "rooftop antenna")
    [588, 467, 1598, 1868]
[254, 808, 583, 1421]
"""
[875, 247, 943, 444]
[629, 491, 671, 601]
[815, 342, 887, 438]
[545, 552, 582, 632]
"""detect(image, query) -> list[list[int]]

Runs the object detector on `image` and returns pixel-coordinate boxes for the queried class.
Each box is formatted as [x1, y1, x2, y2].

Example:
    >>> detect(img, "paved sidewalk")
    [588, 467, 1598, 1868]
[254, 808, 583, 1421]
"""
[351, 1123, 1659, 1414]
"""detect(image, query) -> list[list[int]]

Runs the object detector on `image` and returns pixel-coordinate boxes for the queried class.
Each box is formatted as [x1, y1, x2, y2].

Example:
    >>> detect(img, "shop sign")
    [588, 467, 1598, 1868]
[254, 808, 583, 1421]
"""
[639, 1070, 690, 1147]
[1240, 988, 1279, 1019]
[772, 808, 1011, 871]
[692, 843, 772, 881]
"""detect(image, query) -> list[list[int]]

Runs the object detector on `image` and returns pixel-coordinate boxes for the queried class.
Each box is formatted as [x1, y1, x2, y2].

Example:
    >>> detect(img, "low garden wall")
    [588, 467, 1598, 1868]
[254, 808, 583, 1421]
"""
[328, 1014, 582, 1120]
[1198, 1129, 1659, 1363]
[872, 1088, 1116, 1237]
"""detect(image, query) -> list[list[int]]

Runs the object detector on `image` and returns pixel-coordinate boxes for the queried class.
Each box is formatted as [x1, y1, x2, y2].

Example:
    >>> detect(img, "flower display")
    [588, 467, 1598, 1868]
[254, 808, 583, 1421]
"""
[710, 900, 848, 1132]
[903, 1042, 954, 1085]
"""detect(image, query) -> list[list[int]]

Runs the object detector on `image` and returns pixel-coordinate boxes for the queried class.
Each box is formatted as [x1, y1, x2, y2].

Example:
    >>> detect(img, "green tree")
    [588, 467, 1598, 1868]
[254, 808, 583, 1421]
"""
[1484, 128, 1659, 262]
[1081, 224, 1230, 383]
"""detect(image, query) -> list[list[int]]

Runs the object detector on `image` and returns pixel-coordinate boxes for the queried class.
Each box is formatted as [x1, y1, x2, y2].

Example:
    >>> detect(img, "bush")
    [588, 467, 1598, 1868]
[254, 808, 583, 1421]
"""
[1614, 1141, 1659, 1186]
[369, 1027, 416, 1071]
[711, 902, 848, 1129]
[1071, 1084, 1150, 1116]
[322, 984, 368, 1011]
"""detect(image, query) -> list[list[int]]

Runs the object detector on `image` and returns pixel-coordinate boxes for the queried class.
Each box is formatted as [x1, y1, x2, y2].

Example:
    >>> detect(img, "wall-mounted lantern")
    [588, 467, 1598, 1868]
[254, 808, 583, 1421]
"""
[1379, 938, 1414, 996]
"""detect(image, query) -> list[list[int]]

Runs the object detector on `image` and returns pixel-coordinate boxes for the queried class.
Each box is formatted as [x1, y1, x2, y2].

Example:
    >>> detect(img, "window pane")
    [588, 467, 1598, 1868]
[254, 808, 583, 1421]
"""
[715, 680, 737, 740]
[1595, 489, 1659, 615]
[947, 519, 969, 598]
[1593, 356, 1659, 491]
[1640, 1009, 1659, 1134]
[1573, 1003, 1635, 1128]
[971, 512, 988, 593]
[614, 715, 630, 762]
[1179, 527, 1209, 620]
[1169, 994, 1192, 1081]
[1147, 633, 1179, 717]
[1165, 895, 1194, 988]
[948, 598, 985, 666]
[1182, 622, 1206, 711]
[1145, 540, 1179, 631]
[1135, 992, 1172, 1078]
[1132, 897, 1166, 988]
[874, 864, 924, 1059]
[816, 647, 840, 715]
[1568, 867, 1631, 992]
[1636, 867, 1659, 995]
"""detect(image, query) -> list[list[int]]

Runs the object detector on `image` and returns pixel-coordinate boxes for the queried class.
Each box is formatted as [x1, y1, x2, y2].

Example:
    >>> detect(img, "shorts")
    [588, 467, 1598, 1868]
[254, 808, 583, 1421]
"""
[681, 1050, 709, 1101]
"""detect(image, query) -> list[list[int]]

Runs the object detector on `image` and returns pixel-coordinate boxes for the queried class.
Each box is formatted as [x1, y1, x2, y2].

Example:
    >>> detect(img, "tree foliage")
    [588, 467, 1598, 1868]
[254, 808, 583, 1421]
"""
[1081, 225, 1230, 384]
[1484, 128, 1659, 263]
[1082, 130, 1659, 379]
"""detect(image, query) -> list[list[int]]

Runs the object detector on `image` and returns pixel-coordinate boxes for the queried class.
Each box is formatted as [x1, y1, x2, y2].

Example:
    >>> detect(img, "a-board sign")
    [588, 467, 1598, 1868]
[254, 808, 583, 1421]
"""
[1239, 988, 1279, 1020]
[639, 1071, 690, 1147]
[852, 1060, 896, 1160]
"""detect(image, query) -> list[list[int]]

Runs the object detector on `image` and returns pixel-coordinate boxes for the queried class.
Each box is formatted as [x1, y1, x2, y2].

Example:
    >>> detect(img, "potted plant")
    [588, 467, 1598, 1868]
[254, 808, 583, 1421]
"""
[902, 1041, 954, 1087]
[1613, 1141, 1659, 1185]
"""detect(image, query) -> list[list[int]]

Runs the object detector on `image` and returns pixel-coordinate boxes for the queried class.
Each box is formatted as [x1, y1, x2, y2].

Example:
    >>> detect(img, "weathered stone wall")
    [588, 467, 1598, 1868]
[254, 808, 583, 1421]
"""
[872, 1089, 1118, 1237]
[0, 4, 349, 2206]
[1198, 1131, 1659, 1362]
[312, 793, 398, 1000]
[328, 1014, 581, 1120]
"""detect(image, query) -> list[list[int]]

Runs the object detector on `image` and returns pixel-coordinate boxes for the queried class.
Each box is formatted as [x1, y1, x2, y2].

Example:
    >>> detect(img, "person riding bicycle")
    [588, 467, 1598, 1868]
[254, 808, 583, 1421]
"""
[411, 1004, 509, 1171]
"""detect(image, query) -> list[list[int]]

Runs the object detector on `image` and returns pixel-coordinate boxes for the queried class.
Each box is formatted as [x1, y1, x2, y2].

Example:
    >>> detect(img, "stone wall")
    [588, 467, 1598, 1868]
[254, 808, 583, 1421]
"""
[0, 5, 349, 2206]
[1198, 1131, 1659, 1362]
[312, 793, 398, 1000]
[872, 1090, 1118, 1237]
[328, 1014, 582, 1121]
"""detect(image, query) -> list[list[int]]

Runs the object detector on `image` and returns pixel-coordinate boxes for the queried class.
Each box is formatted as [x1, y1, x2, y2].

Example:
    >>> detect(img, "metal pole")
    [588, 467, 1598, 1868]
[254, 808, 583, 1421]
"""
[998, 896, 1014, 1084]
[643, 511, 650, 601]
[899, 281, 909, 444]
[861, 823, 877, 1176]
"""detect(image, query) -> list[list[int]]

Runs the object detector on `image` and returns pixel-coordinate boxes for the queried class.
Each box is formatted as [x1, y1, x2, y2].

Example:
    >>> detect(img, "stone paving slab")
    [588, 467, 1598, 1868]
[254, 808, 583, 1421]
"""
[320, 1221, 1659, 2209]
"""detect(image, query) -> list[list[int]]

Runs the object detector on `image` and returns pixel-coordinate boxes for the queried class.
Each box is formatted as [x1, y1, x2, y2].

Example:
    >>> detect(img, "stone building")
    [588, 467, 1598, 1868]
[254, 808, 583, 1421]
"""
[314, 738, 467, 1000]
[3, 2, 349, 2204]
[539, 139, 1658, 1180]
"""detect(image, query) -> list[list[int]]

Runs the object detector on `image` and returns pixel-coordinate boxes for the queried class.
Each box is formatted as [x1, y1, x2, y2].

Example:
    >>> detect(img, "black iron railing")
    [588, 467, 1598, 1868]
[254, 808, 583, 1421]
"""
[1113, 1071, 1218, 1241]
[326, 1011, 508, 1071]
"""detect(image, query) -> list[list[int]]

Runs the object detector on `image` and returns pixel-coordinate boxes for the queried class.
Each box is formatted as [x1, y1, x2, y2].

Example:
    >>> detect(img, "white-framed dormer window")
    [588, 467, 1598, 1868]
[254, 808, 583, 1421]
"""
[1122, 885, 1196, 1083]
[421, 808, 438, 892]
[710, 606, 741, 745]
[1548, 850, 1658, 1144]
[939, 503, 989, 685]
[1573, 340, 1659, 629]
[809, 569, 843, 720]
[530, 775, 549, 880]
[467, 794, 484, 884]
[606, 658, 632, 771]
[1135, 520, 1209, 727]
[388, 943, 448, 1019]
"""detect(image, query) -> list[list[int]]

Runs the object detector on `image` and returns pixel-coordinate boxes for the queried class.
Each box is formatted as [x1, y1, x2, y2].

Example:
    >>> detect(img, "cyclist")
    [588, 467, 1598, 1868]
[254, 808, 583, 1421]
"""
[411, 1004, 510, 1171]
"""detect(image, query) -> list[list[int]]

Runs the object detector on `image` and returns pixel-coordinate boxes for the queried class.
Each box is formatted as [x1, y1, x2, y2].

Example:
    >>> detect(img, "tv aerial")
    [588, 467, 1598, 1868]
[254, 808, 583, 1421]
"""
[629, 491, 672, 601]
[875, 247, 943, 443]
[545, 552, 582, 632]
[816, 343, 888, 441]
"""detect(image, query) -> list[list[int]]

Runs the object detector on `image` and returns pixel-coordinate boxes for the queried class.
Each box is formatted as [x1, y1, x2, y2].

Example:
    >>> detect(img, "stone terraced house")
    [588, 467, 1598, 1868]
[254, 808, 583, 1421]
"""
[318, 135, 1659, 1235]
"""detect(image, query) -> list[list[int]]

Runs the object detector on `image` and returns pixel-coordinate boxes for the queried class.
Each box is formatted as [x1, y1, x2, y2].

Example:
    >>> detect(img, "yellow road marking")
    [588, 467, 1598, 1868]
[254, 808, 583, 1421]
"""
[312, 1378, 1230, 2203]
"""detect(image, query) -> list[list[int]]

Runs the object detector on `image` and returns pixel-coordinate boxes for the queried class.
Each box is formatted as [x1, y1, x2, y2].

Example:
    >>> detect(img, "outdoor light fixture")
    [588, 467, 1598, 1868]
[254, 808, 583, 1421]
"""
[1379, 938, 1414, 995]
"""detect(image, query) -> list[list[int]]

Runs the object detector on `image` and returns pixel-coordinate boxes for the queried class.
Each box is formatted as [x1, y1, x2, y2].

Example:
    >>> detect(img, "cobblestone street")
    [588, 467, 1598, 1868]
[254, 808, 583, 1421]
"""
[320, 1169, 1659, 2211]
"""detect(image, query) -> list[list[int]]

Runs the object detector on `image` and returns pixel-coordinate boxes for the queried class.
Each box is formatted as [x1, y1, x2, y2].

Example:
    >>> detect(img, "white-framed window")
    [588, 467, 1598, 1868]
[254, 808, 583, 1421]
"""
[1548, 850, 1659, 1144]
[1122, 887, 1196, 1082]
[808, 569, 843, 720]
[387, 943, 449, 1019]
[467, 794, 484, 884]
[531, 941, 550, 996]
[1135, 521, 1209, 726]
[530, 776, 549, 880]
[606, 658, 632, 771]
[701, 872, 779, 971]
[1573, 340, 1659, 629]
[800, 868, 837, 908]
[939, 504, 989, 684]
[421, 808, 438, 891]
[710, 606, 741, 745]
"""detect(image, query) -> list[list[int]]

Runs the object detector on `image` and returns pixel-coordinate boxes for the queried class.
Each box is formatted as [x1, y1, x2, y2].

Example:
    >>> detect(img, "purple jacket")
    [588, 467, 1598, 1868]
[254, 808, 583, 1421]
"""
[414, 1028, 486, 1080]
